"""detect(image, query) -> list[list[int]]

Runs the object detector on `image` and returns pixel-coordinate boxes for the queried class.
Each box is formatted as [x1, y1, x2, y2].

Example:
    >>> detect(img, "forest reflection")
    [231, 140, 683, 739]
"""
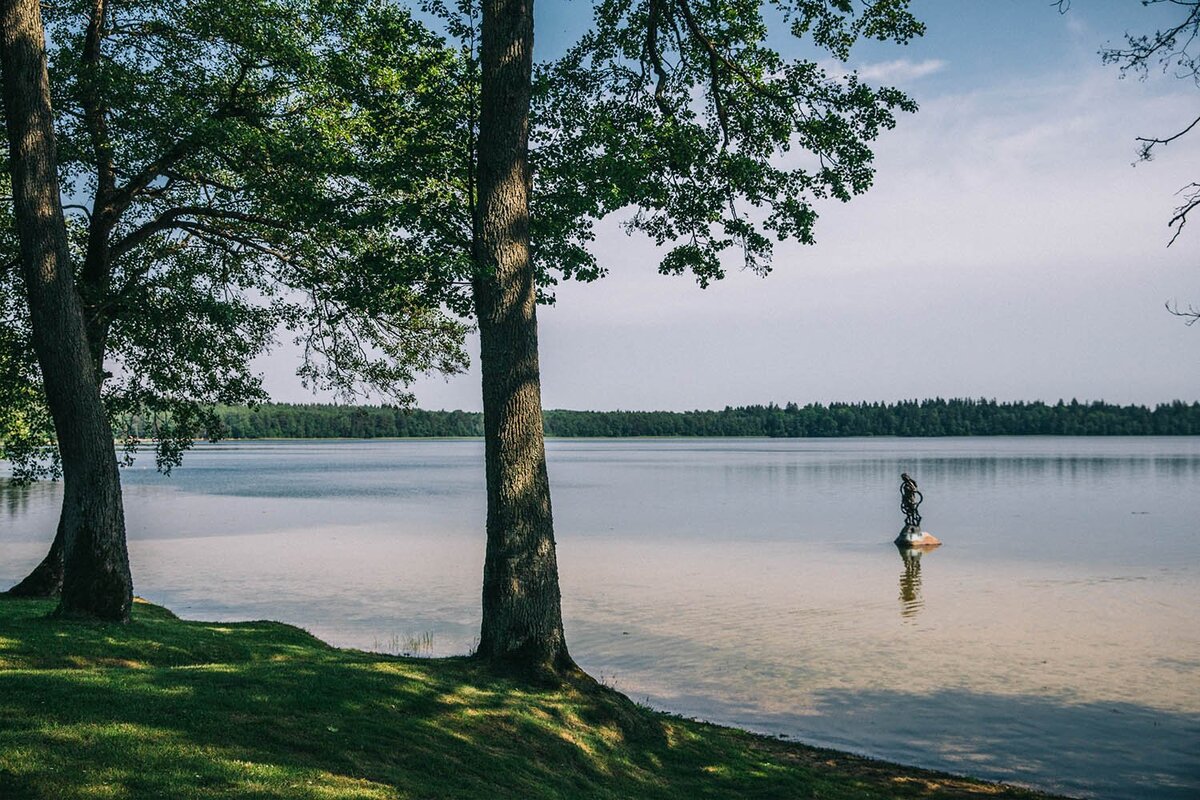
[1, 480, 36, 518]
[715, 453, 1200, 489]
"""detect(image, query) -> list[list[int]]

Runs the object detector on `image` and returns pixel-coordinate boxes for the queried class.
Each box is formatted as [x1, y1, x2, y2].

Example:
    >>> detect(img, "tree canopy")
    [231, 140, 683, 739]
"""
[532, 0, 921, 288]
[1, 0, 473, 476]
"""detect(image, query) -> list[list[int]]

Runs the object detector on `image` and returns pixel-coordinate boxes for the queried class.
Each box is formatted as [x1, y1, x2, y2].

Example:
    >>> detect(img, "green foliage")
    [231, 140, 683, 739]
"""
[190, 398, 1200, 440]
[0, 316, 59, 484]
[530, 0, 922, 289]
[2, 0, 472, 476]
[420, 1, 924, 295]
[0, 598, 1060, 799]
[4, 0, 932, 479]
[180, 403, 485, 439]
[0, 185, 58, 484]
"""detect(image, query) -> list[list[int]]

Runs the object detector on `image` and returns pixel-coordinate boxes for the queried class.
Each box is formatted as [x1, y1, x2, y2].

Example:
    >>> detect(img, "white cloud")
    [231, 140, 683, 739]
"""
[855, 58, 947, 83]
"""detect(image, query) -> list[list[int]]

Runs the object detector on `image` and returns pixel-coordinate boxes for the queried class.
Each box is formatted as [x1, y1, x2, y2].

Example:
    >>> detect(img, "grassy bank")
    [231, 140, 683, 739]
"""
[0, 599, 1064, 799]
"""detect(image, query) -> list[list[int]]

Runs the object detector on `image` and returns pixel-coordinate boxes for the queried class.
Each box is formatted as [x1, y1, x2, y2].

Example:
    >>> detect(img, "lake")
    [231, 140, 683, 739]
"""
[2, 437, 1198, 799]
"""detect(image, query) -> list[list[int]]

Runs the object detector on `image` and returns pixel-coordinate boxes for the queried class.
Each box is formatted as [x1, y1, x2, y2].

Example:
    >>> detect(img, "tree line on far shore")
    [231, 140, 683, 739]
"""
[186, 398, 1200, 440]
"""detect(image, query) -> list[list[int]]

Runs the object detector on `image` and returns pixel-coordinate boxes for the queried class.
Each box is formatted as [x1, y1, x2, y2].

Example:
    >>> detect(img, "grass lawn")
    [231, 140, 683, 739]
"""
[0, 598, 1067, 799]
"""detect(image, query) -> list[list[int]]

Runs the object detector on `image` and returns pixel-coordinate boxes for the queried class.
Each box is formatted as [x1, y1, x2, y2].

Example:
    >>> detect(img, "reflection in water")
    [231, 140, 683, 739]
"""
[897, 544, 929, 619]
[0, 478, 61, 527]
[2, 480, 31, 518]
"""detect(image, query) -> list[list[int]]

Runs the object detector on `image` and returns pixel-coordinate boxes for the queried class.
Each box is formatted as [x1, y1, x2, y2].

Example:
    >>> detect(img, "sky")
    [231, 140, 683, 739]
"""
[259, 0, 1200, 411]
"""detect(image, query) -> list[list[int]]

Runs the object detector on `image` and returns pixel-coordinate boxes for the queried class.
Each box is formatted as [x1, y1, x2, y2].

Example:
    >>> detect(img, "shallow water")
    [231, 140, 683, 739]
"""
[2, 437, 1198, 799]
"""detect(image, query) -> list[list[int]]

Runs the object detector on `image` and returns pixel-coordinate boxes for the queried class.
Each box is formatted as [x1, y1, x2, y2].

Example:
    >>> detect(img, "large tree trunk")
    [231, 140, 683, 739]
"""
[472, 0, 572, 675]
[1, 0, 133, 621]
[5, 0, 115, 599]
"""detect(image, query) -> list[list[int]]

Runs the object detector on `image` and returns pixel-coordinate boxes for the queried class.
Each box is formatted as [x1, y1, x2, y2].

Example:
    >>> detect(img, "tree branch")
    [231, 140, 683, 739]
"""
[174, 221, 294, 263]
[1166, 300, 1200, 325]
[675, 0, 787, 108]
[79, 0, 118, 310]
[81, 0, 116, 208]
[1137, 112, 1200, 160]
[644, 0, 673, 116]
[108, 60, 262, 215]
[1167, 181, 1200, 245]
[109, 205, 292, 261]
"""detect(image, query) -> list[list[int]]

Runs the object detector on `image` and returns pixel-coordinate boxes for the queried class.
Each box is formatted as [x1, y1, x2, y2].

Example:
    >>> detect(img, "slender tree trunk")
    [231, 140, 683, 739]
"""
[1, 0, 133, 621]
[472, 0, 572, 675]
[3, 512, 64, 598]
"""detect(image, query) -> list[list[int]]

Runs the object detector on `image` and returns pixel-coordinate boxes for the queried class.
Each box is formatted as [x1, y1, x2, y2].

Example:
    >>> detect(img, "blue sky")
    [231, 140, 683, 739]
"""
[261, 1, 1200, 410]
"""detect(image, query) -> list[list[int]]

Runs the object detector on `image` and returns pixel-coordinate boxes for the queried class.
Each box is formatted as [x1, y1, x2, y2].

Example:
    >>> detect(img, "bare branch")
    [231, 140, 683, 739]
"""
[1137, 113, 1200, 160]
[1167, 181, 1200, 244]
[1166, 300, 1200, 324]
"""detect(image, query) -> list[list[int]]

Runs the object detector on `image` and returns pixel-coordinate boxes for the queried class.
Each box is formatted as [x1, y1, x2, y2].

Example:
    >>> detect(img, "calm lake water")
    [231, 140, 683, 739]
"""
[2, 437, 1198, 799]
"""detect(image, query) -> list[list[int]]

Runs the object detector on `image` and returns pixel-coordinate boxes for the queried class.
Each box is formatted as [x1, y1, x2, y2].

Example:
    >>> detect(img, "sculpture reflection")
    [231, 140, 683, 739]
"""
[897, 543, 934, 619]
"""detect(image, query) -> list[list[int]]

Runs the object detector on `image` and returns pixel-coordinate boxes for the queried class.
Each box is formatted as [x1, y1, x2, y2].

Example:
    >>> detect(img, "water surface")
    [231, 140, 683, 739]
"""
[2, 437, 1198, 799]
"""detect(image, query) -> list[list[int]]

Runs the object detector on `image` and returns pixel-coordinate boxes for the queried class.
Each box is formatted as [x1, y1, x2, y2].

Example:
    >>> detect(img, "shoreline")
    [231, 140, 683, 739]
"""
[0, 597, 1071, 799]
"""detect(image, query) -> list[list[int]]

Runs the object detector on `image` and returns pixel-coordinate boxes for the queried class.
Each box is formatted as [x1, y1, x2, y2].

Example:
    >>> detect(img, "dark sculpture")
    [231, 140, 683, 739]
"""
[900, 472, 923, 528]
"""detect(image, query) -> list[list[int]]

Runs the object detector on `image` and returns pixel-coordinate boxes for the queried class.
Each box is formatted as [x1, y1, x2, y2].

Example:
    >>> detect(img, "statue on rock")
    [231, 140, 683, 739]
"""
[895, 473, 940, 547]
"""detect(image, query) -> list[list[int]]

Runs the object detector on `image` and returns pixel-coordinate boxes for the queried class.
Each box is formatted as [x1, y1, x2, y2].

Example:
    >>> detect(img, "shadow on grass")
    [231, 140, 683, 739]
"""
[0, 599, 1061, 800]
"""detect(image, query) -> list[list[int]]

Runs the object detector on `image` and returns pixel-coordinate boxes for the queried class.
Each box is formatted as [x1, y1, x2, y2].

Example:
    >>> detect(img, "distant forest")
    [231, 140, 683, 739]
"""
[202, 399, 1200, 439]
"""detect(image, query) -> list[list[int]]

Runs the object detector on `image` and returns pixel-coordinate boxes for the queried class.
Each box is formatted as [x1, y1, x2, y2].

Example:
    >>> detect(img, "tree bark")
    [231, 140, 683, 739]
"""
[6, 0, 116, 598]
[472, 0, 573, 675]
[1, 0, 133, 621]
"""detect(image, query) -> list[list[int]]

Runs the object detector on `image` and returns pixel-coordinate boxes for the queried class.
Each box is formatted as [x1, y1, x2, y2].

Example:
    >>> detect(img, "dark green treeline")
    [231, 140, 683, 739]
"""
[203, 399, 1200, 439]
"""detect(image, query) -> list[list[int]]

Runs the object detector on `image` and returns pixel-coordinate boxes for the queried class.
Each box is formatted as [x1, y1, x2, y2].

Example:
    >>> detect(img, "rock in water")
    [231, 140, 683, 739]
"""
[895, 525, 941, 547]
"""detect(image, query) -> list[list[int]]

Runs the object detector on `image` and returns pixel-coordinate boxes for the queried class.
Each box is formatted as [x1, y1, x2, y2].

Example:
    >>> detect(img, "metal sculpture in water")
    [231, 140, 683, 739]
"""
[895, 473, 939, 547]
[900, 472, 923, 528]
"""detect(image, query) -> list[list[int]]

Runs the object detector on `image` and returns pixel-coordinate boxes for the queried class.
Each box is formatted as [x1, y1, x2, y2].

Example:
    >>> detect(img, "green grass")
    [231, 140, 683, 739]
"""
[0, 598, 1066, 800]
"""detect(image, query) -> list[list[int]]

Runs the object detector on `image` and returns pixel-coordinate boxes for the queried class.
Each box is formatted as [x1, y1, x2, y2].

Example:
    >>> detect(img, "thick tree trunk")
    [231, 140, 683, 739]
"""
[472, 0, 572, 674]
[3, 512, 64, 598]
[6, 0, 114, 598]
[1, 0, 133, 621]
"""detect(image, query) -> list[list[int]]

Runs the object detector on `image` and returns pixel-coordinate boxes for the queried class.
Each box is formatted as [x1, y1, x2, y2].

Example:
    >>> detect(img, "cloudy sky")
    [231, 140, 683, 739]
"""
[261, 0, 1200, 411]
